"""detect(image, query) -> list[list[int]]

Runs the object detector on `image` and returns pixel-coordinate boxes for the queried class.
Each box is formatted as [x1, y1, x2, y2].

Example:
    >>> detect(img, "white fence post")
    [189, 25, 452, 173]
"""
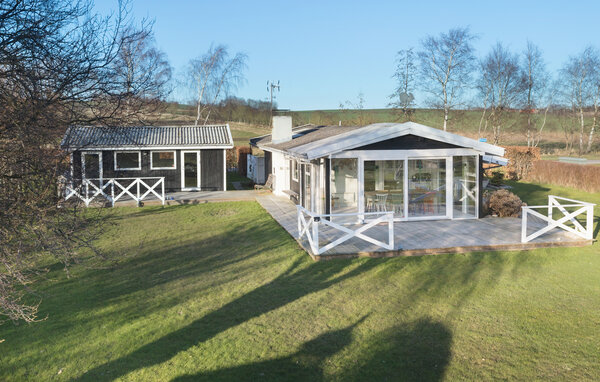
[521, 207, 528, 243]
[587, 205, 594, 240]
[388, 212, 394, 250]
[312, 216, 319, 254]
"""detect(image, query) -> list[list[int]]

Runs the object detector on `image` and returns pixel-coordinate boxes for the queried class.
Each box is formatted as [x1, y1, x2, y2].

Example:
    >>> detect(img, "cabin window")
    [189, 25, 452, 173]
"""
[151, 151, 176, 169]
[114, 151, 141, 171]
[291, 160, 299, 181]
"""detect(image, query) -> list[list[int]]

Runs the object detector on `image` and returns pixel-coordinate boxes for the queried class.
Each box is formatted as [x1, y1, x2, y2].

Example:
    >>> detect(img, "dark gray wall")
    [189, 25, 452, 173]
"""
[71, 148, 226, 192]
[200, 149, 224, 191]
[353, 134, 461, 151]
[264, 151, 272, 182]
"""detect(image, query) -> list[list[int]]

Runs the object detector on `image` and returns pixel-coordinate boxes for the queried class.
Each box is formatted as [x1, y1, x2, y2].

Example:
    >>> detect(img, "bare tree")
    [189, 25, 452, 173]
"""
[0, 0, 170, 326]
[520, 41, 551, 147]
[418, 27, 476, 131]
[559, 46, 599, 154]
[478, 43, 523, 144]
[109, 25, 173, 123]
[187, 45, 247, 126]
[388, 48, 417, 120]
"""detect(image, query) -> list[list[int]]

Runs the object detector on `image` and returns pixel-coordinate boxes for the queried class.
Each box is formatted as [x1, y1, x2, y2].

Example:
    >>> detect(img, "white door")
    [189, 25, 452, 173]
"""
[181, 151, 200, 190]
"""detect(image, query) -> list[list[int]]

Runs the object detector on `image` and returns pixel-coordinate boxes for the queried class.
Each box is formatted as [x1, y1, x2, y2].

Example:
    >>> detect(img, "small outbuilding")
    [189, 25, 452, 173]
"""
[61, 125, 233, 192]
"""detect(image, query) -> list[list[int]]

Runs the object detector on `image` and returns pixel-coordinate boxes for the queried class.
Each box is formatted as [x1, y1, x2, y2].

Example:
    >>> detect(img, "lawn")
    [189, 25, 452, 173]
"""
[0, 182, 598, 381]
[226, 171, 254, 190]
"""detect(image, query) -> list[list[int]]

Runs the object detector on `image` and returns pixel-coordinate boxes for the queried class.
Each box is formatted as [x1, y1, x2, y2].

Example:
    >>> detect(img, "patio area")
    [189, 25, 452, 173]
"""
[256, 194, 592, 260]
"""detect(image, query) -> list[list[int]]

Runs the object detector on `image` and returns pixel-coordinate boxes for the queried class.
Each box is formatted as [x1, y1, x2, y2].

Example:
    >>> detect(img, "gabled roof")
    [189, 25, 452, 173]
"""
[61, 125, 234, 150]
[254, 122, 505, 159]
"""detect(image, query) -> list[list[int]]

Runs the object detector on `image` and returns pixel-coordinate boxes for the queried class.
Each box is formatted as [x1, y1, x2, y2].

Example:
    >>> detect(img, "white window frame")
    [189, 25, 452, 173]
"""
[81, 151, 103, 181]
[181, 150, 201, 191]
[114, 151, 141, 171]
[150, 150, 177, 170]
[291, 159, 299, 181]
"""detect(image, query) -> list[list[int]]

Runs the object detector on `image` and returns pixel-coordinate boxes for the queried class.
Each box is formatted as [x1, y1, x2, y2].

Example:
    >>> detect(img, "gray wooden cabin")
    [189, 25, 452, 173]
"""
[61, 125, 233, 192]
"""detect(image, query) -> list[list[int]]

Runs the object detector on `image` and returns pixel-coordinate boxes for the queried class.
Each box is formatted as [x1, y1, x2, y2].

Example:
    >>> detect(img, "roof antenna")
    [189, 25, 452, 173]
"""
[267, 80, 280, 118]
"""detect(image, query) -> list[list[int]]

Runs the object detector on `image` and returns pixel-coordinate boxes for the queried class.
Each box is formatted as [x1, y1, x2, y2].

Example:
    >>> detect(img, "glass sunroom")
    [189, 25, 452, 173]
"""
[326, 154, 478, 221]
[252, 121, 506, 223]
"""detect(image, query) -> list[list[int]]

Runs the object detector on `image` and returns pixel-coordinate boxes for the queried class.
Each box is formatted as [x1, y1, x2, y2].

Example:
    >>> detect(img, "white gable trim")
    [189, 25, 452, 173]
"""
[287, 122, 504, 160]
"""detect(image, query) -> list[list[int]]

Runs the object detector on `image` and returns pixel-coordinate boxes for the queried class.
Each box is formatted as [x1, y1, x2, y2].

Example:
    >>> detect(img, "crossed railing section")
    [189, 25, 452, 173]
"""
[296, 205, 394, 255]
[521, 195, 595, 243]
[64, 177, 165, 207]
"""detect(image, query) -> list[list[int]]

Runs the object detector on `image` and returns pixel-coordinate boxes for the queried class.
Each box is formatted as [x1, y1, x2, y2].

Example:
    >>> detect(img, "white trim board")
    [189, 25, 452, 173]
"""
[288, 122, 505, 160]
[72, 145, 233, 151]
[114, 151, 141, 171]
[331, 148, 481, 159]
[150, 150, 177, 170]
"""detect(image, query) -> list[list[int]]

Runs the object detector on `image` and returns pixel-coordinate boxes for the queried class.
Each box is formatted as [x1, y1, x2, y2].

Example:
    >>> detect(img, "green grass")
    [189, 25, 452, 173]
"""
[226, 171, 254, 190]
[1, 183, 599, 381]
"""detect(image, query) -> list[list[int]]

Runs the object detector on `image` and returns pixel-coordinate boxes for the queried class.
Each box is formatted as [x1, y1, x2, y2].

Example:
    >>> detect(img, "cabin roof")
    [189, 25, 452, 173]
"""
[252, 122, 505, 159]
[61, 125, 234, 150]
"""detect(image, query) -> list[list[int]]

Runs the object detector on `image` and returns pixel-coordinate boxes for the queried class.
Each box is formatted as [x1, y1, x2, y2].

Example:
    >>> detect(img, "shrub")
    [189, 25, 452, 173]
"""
[525, 160, 600, 193]
[503, 146, 541, 180]
[489, 189, 524, 218]
[490, 171, 504, 186]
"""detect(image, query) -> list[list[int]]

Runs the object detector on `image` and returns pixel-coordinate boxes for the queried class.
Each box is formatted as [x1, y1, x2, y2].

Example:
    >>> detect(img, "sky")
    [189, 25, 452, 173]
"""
[96, 0, 600, 110]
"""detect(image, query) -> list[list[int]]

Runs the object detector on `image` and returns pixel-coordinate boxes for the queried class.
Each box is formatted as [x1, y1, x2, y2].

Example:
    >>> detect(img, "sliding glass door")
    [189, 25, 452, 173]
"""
[453, 156, 477, 218]
[407, 159, 447, 218]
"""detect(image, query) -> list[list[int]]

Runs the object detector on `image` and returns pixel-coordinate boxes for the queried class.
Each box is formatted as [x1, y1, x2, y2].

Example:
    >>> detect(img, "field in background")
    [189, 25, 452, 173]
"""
[0, 182, 598, 381]
[152, 103, 599, 154]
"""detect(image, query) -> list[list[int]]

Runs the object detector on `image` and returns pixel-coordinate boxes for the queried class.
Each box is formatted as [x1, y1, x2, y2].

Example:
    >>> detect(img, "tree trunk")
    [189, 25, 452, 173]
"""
[578, 107, 585, 155]
[443, 107, 449, 131]
[587, 108, 597, 153]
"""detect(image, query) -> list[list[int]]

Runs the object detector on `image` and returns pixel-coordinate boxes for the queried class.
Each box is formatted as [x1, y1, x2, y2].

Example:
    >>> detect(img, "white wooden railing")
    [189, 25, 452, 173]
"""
[297, 205, 394, 255]
[521, 195, 595, 242]
[64, 177, 165, 207]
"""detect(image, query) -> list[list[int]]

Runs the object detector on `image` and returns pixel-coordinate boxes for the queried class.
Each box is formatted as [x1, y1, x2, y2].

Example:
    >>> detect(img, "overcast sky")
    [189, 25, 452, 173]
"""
[96, 0, 600, 110]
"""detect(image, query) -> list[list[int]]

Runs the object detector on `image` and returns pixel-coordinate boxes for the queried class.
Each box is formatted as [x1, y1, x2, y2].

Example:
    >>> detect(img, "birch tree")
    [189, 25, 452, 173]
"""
[389, 48, 417, 120]
[418, 27, 476, 131]
[478, 43, 523, 144]
[559, 47, 599, 154]
[110, 25, 172, 122]
[520, 41, 551, 147]
[187, 45, 247, 126]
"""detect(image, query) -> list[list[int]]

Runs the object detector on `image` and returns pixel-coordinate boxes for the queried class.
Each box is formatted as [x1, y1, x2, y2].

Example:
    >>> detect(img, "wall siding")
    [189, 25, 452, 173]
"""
[201, 149, 224, 191]
[71, 148, 225, 192]
[353, 134, 461, 151]
[264, 151, 272, 182]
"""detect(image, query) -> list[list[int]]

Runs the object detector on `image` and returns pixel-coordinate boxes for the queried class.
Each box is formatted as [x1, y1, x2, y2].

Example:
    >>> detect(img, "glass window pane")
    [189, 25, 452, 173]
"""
[453, 156, 477, 218]
[184, 152, 198, 188]
[152, 151, 175, 168]
[408, 159, 446, 217]
[330, 158, 358, 221]
[364, 160, 404, 217]
[116, 152, 139, 170]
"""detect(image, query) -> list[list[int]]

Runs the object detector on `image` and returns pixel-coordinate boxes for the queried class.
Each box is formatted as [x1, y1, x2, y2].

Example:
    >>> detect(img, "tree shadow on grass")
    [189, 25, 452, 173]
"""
[170, 317, 451, 382]
[73, 258, 382, 382]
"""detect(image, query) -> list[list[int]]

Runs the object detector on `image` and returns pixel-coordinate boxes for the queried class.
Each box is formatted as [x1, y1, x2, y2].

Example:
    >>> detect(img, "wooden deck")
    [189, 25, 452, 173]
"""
[256, 194, 593, 260]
